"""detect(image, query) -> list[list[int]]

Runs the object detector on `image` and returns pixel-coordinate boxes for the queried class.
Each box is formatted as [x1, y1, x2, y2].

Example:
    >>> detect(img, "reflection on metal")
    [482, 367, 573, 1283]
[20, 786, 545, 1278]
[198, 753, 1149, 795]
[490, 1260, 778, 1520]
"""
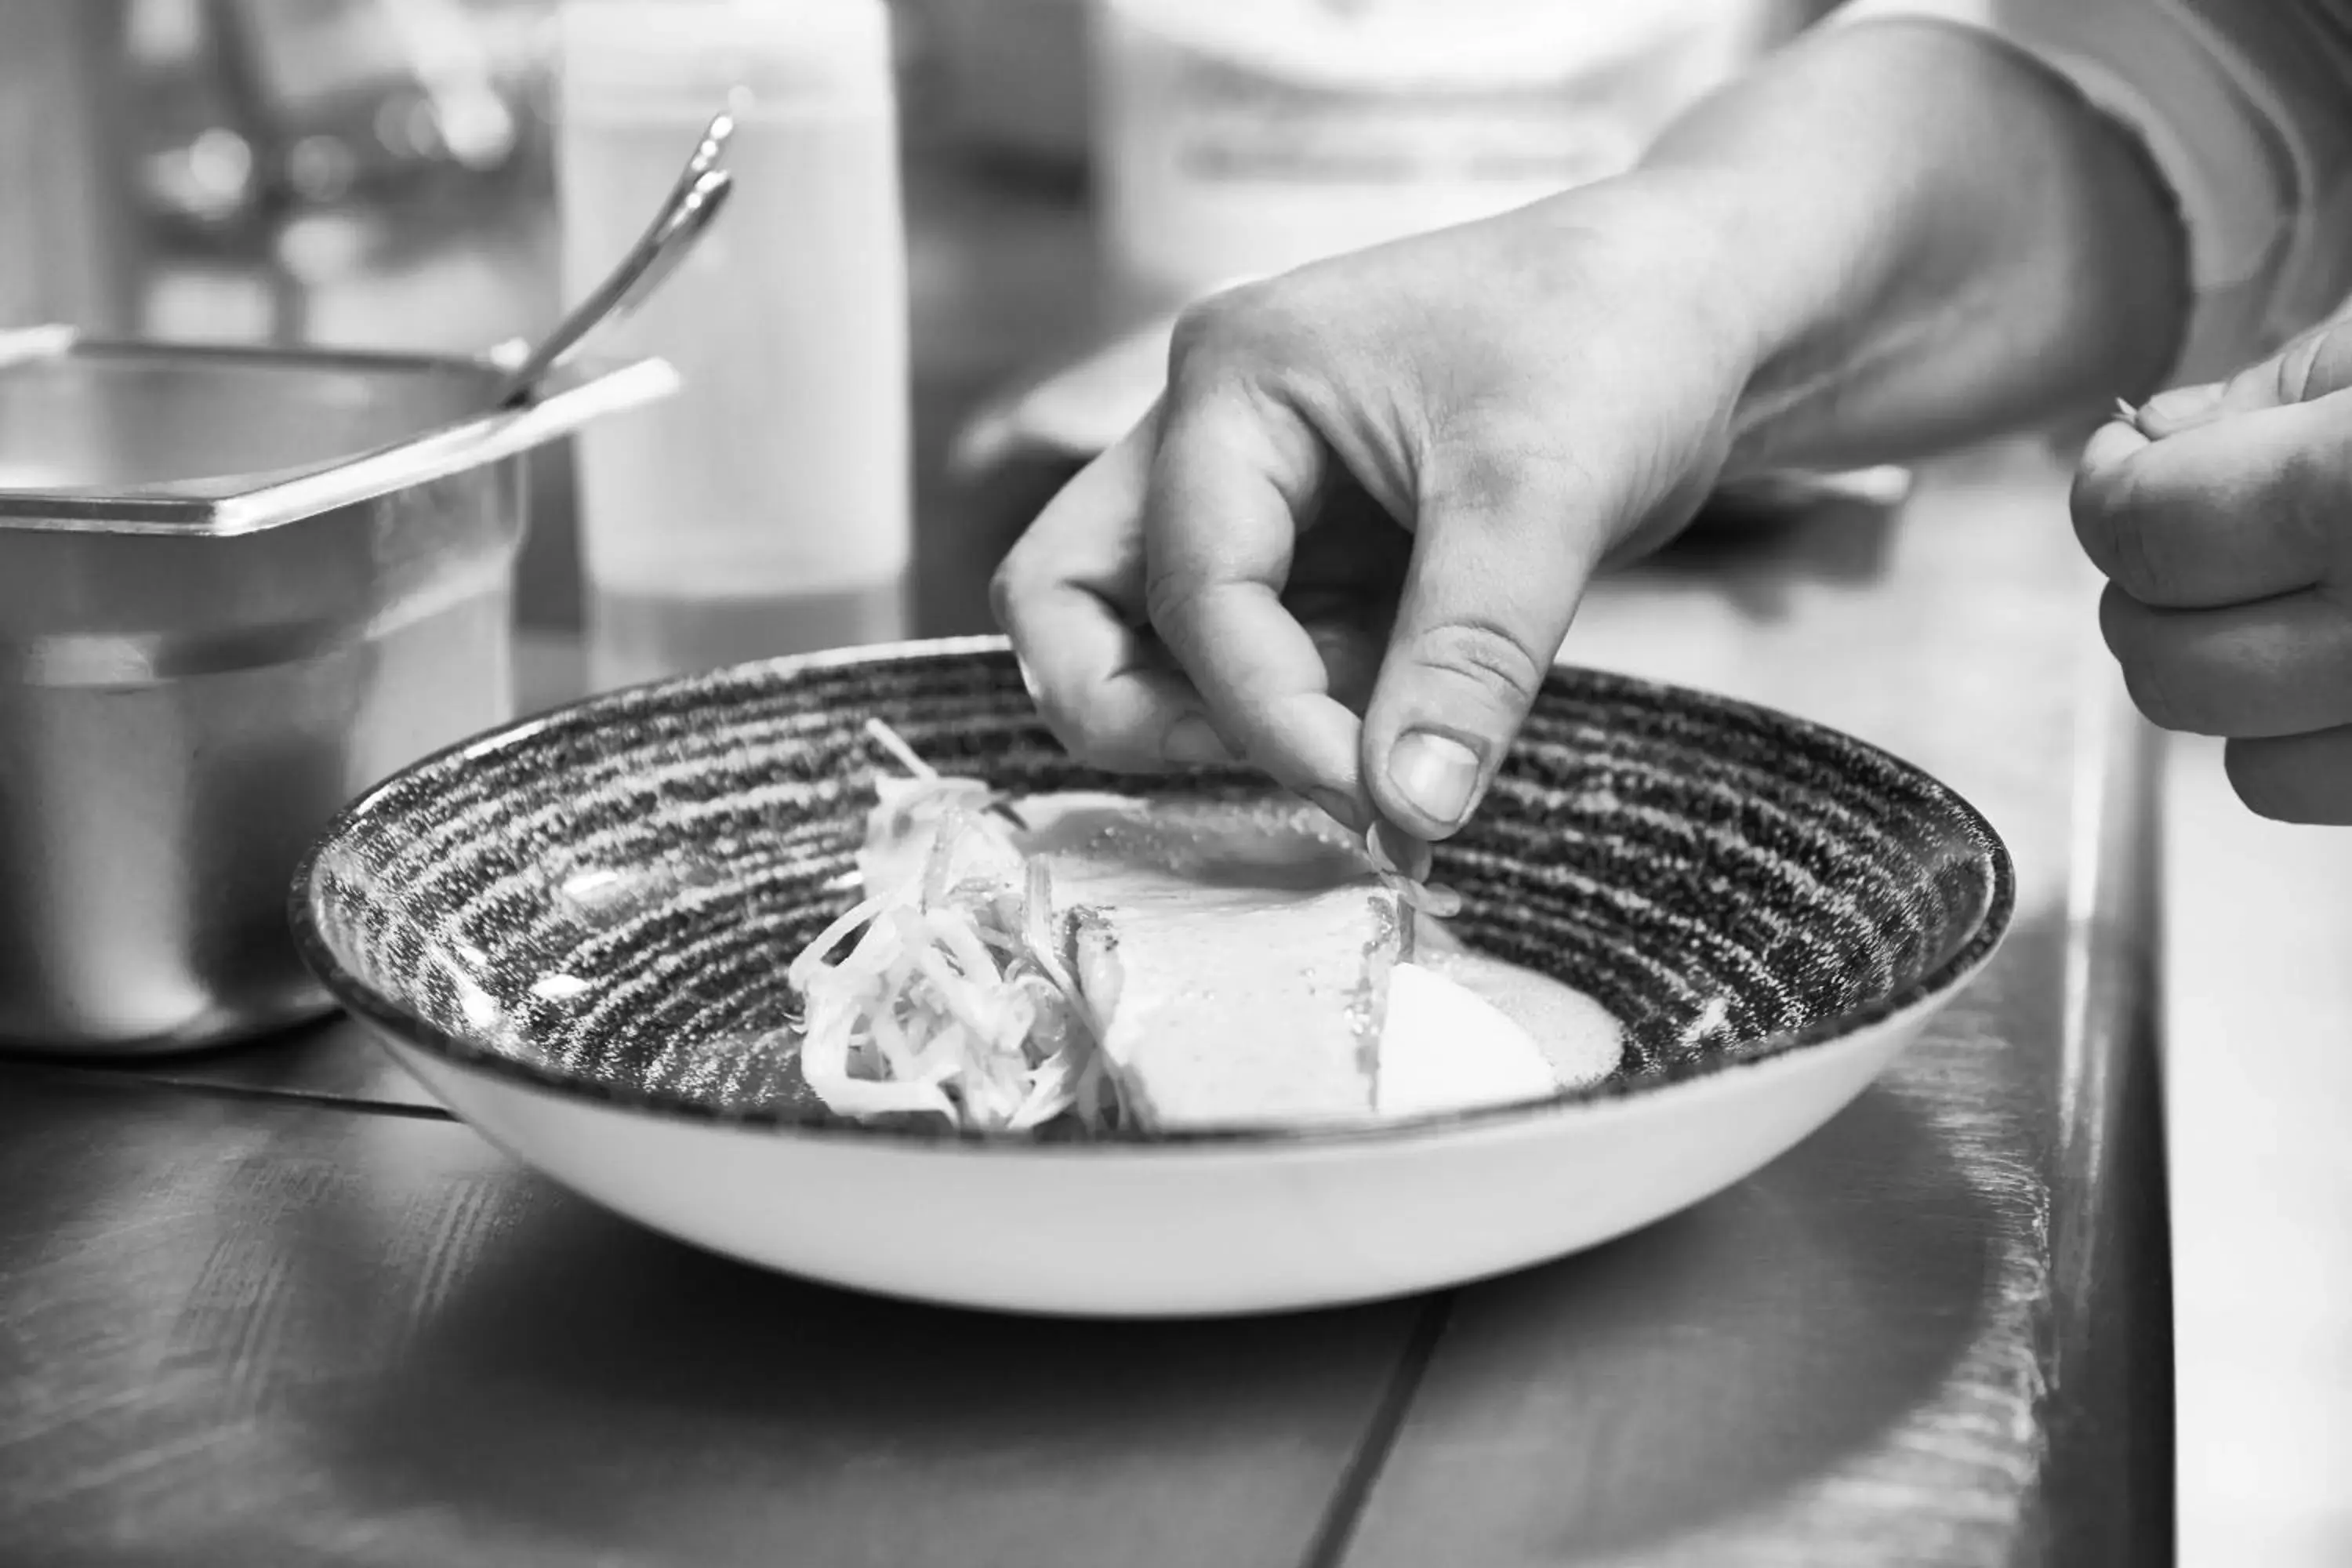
[0, 336, 669, 1056]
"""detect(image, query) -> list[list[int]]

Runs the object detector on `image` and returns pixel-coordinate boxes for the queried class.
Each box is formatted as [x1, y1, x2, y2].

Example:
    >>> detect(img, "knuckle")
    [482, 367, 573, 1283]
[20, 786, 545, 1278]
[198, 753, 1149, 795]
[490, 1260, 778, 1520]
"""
[989, 526, 1054, 617]
[1167, 281, 1315, 392]
[2118, 514, 2176, 607]
[2068, 474, 2122, 572]
[2118, 659, 2187, 733]
[1142, 566, 1211, 647]
[2100, 589, 2188, 731]
[1167, 288, 1258, 372]
[2117, 633, 2232, 737]
[2276, 319, 2352, 405]
[2313, 321, 2352, 401]
[1428, 434, 1573, 516]
[2074, 463, 2182, 605]
[2072, 463, 2146, 579]
[2274, 334, 2322, 406]
[1408, 618, 1549, 711]
[1165, 298, 1227, 372]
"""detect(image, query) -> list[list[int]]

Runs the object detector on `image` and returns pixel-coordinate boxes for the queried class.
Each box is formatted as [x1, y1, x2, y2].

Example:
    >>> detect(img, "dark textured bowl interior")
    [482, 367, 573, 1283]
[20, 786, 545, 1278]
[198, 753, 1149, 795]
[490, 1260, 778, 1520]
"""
[293, 640, 2013, 1143]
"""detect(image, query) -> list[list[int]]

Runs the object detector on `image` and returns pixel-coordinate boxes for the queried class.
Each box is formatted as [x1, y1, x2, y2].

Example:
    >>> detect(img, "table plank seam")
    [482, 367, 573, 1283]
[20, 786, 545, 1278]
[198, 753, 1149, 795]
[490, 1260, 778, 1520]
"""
[0, 1061, 457, 1121]
[1299, 1291, 1457, 1568]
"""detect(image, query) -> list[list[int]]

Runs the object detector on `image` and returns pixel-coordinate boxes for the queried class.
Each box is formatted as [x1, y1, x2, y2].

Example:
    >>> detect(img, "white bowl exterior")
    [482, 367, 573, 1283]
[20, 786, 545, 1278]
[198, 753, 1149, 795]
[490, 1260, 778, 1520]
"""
[377, 995, 1943, 1317]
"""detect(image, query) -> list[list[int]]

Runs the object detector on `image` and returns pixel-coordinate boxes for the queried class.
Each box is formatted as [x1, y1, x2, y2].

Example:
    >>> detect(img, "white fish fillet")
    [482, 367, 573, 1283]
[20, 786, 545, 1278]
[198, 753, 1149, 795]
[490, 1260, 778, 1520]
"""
[1015, 797, 1408, 1129]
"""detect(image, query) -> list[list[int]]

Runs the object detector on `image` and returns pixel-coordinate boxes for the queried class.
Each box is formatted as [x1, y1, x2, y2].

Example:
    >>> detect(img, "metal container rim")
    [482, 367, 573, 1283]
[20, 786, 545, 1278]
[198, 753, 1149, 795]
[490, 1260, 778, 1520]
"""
[0, 327, 675, 539]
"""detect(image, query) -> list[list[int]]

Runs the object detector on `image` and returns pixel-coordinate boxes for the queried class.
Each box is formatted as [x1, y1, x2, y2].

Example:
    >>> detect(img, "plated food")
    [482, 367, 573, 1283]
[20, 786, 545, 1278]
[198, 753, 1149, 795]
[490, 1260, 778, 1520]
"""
[294, 638, 2012, 1316]
[786, 720, 1621, 1136]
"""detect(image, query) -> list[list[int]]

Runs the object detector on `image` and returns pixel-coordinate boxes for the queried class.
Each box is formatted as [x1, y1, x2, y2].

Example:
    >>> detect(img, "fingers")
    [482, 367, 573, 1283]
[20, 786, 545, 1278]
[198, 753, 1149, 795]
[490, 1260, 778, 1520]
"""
[1142, 386, 1373, 825]
[1359, 436, 1603, 838]
[2074, 393, 2348, 608]
[2135, 315, 2352, 437]
[2224, 730, 2352, 824]
[2100, 582, 2352, 738]
[2085, 365, 2352, 815]
[991, 409, 1236, 772]
[2099, 350, 2352, 819]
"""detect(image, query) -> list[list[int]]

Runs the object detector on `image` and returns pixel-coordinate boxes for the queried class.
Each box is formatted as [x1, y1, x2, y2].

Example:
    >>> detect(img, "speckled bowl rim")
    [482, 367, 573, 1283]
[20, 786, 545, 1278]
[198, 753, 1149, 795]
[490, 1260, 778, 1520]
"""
[289, 635, 2016, 1152]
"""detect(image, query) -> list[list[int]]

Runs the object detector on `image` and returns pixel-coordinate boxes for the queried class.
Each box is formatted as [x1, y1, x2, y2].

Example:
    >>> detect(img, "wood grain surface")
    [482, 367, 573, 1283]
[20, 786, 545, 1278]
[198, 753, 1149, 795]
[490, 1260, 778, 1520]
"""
[0, 1073, 1425, 1568]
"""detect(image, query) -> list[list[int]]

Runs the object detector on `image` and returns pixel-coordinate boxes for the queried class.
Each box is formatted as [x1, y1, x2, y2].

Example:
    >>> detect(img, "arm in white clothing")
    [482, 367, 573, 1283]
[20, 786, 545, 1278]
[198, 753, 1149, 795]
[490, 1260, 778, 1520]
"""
[1625, 19, 2189, 471]
[1829, 0, 2352, 379]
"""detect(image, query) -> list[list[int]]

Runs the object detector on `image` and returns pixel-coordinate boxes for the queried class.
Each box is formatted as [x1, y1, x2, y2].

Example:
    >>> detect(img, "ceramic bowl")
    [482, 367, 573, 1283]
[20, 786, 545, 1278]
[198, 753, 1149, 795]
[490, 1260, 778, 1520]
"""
[292, 637, 2013, 1317]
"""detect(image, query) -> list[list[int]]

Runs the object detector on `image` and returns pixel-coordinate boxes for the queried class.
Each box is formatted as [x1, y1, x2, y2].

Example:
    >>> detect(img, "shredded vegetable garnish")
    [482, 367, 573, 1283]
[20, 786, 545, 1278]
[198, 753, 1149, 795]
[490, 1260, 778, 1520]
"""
[783, 720, 1127, 1134]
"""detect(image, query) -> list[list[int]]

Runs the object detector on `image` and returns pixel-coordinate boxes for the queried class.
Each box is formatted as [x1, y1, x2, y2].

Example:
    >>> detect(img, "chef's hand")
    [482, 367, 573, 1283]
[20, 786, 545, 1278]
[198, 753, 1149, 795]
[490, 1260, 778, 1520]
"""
[2076, 317, 2352, 822]
[991, 180, 1753, 842]
[993, 15, 2187, 842]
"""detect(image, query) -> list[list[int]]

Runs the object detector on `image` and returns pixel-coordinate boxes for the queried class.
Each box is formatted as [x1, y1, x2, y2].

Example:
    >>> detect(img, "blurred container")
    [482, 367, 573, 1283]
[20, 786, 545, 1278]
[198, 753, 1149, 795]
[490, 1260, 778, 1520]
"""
[0, 328, 670, 1054]
[557, 0, 911, 691]
[1091, 0, 1782, 314]
[0, 0, 141, 332]
[920, 0, 1092, 169]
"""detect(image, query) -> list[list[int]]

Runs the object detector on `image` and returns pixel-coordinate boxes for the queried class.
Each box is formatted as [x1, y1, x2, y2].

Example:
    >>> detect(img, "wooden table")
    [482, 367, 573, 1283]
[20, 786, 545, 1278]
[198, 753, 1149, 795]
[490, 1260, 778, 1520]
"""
[0, 441, 2170, 1566]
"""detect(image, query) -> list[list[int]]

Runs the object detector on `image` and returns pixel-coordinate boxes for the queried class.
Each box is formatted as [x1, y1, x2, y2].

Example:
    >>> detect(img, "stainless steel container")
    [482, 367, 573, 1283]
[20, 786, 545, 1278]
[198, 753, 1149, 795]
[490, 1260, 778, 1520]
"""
[0, 328, 673, 1054]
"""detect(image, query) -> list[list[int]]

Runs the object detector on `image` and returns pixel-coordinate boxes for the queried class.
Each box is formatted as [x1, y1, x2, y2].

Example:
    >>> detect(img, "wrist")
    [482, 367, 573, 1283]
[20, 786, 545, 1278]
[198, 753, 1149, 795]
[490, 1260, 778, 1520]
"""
[1509, 167, 1786, 392]
[1627, 19, 2190, 474]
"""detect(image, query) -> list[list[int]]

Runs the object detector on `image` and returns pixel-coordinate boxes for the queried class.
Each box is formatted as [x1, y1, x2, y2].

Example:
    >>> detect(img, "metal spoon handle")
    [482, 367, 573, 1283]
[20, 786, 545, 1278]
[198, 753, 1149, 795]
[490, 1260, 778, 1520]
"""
[663, 108, 737, 216]
[495, 111, 739, 408]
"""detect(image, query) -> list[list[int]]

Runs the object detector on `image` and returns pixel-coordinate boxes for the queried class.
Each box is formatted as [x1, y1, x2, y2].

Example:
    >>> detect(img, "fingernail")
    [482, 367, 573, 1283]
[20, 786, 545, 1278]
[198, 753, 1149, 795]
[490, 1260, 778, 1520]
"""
[1161, 714, 1236, 768]
[2139, 381, 2225, 427]
[1388, 731, 1481, 829]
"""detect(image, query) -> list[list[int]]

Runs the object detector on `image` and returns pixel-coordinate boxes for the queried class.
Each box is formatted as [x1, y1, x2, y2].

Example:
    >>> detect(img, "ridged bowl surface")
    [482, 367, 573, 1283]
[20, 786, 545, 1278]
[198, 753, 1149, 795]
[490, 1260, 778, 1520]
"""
[294, 639, 2012, 1145]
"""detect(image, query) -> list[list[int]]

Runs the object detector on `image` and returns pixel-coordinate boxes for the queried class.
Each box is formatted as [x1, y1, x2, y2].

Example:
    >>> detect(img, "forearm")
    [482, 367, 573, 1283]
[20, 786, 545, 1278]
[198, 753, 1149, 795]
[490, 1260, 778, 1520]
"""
[1633, 19, 2190, 474]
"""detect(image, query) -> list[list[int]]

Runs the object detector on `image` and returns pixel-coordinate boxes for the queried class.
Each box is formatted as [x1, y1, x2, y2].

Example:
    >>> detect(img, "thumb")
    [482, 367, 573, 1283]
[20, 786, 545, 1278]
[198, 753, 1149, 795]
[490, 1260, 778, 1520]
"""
[1360, 441, 1604, 840]
[2137, 315, 2352, 437]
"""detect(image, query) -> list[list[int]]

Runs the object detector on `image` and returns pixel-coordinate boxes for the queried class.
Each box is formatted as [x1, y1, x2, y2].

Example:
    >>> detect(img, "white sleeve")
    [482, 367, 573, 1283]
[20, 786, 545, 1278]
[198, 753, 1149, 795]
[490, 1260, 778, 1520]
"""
[1822, 0, 2352, 382]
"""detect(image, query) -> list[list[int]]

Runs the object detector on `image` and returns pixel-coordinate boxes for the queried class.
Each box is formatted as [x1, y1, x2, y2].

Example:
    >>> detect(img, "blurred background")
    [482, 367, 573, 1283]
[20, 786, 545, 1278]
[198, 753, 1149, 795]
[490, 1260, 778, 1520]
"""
[0, 0, 1838, 655]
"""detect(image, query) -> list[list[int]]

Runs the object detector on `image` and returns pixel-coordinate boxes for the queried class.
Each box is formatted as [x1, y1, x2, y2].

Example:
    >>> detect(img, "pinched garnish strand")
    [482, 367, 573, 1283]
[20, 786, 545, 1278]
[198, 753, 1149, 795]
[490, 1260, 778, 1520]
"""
[783, 720, 1127, 1134]
[1365, 823, 1464, 919]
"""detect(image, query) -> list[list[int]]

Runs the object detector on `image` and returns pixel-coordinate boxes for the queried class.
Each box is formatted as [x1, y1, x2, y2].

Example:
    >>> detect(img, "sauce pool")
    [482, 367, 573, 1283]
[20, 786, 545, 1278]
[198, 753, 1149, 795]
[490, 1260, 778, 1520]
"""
[1414, 924, 1624, 1091]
